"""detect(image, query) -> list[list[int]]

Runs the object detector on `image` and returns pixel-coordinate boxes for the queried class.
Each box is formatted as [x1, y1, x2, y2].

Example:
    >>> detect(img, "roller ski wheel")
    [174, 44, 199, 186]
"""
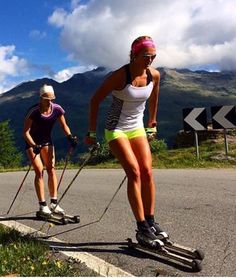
[72, 215, 80, 223]
[192, 259, 202, 272]
[194, 249, 205, 260]
[127, 238, 136, 250]
[60, 217, 69, 225]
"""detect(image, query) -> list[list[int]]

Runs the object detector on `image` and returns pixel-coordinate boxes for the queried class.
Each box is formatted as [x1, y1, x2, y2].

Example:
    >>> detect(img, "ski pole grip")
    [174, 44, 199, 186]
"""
[87, 131, 97, 139]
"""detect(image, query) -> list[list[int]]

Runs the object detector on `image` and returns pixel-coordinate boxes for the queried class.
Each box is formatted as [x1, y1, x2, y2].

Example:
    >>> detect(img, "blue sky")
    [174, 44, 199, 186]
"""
[0, 0, 236, 93]
[0, 0, 80, 92]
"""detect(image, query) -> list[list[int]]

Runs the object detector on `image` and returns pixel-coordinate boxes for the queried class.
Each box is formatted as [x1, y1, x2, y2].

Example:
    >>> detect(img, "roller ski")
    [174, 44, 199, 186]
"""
[36, 205, 68, 225]
[50, 203, 80, 224]
[127, 223, 204, 272]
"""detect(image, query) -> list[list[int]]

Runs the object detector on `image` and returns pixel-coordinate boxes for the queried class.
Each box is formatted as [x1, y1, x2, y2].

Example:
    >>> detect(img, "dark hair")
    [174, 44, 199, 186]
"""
[130, 36, 153, 62]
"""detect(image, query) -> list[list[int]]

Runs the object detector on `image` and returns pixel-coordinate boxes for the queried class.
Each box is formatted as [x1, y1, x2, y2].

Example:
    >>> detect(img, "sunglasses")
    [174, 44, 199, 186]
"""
[143, 54, 156, 60]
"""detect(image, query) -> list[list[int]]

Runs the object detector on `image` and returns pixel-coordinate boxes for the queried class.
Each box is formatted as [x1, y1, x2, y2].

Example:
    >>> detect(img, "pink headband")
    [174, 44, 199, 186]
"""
[132, 39, 156, 55]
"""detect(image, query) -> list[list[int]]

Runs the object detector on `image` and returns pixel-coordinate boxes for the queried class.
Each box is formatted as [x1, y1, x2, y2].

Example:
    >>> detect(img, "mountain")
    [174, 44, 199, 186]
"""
[1, 67, 236, 159]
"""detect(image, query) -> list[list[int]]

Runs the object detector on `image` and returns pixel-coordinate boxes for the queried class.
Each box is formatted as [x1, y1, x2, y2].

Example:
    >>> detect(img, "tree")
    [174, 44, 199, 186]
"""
[0, 120, 23, 168]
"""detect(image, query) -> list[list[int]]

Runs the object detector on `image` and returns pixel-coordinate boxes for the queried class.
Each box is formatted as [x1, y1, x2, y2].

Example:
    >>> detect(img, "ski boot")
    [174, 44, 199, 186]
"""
[149, 222, 169, 240]
[136, 226, 164, 250]
[50, 203, 65, 215]
[50, 203, 80, 224]
[39, 205, 52, 216]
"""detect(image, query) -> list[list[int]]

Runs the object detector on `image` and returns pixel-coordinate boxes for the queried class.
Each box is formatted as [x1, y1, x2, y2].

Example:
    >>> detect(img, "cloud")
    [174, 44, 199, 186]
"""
[0, 45, 28, 93]
[49, 0, 236, 71]
[29, 29, 47, 40]
[53, 64, 96, 82]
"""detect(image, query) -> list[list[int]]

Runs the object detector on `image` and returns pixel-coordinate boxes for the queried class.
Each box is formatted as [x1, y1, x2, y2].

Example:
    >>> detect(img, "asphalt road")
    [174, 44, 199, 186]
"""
[0, 168, 235, 277]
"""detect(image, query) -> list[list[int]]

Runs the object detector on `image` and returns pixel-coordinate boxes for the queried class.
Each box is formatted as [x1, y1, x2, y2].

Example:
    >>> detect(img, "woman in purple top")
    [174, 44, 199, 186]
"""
[23, 84, 77, 216]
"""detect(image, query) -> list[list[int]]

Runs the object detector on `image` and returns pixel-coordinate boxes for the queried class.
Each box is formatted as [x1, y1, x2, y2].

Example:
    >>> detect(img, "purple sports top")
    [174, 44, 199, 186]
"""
[24, 103, 65, 148]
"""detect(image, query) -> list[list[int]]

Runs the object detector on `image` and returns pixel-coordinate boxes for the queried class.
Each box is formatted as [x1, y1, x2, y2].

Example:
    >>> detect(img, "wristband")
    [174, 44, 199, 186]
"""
[87, 131, 97, 139]
[145, 127, 157, 133]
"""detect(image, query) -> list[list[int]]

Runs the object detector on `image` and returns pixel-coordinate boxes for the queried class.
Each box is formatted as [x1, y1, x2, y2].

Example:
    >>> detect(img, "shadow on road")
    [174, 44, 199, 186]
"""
[43, 239, 195, 273]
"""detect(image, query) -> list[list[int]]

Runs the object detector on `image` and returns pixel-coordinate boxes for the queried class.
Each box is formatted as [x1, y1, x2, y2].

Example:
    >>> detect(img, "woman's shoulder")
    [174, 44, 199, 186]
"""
[52, 102, 65, 113]
[52, 102, 62, 108]
[148, 66, 160, 77]
[103, 65, 127, 90]
[111, 64, 127, 78]
[148, 67, 160, 83]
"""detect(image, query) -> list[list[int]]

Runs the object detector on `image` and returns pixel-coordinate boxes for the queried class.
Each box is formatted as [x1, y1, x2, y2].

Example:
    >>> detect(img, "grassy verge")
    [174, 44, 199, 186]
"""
[1, 140, 236, 172]
[152, 142, 236, 168]
[54, 140, 236, 169]
[0, 225, 98, 277]
[85, 140, 236, 169]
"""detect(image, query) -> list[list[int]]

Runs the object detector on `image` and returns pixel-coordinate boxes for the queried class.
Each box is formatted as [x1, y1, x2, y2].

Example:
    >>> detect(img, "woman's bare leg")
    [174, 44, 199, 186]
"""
[40, 146, 58, 198]
[109, 137, 145, 221]
[26, 148, 45, 202]
[130, 136, 156, 216]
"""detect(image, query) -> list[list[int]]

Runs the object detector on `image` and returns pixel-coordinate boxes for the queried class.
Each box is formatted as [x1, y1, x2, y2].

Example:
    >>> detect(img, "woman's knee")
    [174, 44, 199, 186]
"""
[46, 166, 55, 176]
[34, 169, 44, 179]
[141, 166, 153, 182]
[126, 166, 141, 182]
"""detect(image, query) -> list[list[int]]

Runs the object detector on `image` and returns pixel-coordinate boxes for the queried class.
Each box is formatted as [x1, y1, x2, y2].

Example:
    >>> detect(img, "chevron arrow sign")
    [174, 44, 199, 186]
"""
[211, 105, 236, 129]
[183, 107, 207, 131]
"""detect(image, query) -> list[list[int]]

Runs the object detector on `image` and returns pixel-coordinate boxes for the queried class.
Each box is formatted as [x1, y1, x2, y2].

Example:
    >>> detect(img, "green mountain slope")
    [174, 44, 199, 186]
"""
[1, 67, 236, 159]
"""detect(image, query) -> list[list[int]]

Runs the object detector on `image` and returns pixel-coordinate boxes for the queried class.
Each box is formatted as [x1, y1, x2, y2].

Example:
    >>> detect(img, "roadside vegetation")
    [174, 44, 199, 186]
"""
[0, 225, 98, 277]
[56, 138, 236, 169]
[1, 137, 236, 172]
[0, 120, 22, 170]
[1, 119, 236, 171]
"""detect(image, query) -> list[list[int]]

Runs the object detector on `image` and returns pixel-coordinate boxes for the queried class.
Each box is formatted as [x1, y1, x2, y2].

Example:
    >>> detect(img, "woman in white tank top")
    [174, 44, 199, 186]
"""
[85, 36, 167, 248]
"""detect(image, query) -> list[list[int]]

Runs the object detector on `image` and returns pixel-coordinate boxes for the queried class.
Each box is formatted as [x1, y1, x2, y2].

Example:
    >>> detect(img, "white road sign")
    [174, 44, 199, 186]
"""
[183, 108, 207, 131]
[211, 105, 236, 129]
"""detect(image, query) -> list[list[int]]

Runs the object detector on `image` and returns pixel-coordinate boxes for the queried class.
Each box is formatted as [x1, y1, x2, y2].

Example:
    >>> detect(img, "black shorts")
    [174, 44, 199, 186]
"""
[25, 141, 53, 150]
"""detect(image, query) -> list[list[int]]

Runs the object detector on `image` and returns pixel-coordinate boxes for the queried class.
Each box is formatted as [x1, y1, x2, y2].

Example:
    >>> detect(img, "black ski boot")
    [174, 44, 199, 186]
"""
[145, 215, 169, 240]
[150, 222, 169, 240]
[136, 221, 163, 250]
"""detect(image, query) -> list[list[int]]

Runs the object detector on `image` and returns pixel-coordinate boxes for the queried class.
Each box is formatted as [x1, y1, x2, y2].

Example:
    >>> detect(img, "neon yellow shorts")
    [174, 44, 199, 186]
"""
[105, 128, 146, 143]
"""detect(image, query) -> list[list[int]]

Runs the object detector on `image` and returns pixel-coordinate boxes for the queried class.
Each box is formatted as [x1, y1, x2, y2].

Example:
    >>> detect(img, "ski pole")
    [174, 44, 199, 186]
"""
[37, 143, 100, 234]
[97, 175, 127, 222]
[52, 142, 100, 213]
[41, 173, 127, 239]
[3, 153, 38, 216]
[2, 142, 51, 216]
[57, 147, 73, 190]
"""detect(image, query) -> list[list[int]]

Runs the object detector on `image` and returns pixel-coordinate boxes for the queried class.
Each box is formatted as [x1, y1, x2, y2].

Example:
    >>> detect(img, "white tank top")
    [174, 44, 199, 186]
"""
[105, 65, 153, 131]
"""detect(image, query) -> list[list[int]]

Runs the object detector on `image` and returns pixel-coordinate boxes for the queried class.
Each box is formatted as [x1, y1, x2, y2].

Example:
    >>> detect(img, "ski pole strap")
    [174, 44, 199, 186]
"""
[87, 131, 97, 139]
